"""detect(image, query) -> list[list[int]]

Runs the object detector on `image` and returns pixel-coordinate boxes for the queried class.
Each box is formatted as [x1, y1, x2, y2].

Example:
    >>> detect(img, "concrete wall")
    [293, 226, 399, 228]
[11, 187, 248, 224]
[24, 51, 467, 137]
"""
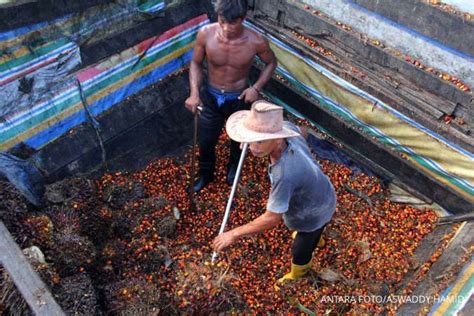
[353, 0, 474, 56]
[299, 0, 474, 87]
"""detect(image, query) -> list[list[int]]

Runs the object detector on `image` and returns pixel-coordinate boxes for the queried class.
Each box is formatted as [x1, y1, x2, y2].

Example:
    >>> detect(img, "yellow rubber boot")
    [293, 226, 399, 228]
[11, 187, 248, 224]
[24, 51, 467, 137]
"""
[291, 231, 325, 247]
[275, 262, 311, 290]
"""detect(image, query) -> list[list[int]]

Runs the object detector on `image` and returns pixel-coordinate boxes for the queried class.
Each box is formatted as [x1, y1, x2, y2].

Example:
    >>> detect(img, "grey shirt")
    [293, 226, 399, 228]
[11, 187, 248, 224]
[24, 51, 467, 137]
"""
[267, 122, 336, 232]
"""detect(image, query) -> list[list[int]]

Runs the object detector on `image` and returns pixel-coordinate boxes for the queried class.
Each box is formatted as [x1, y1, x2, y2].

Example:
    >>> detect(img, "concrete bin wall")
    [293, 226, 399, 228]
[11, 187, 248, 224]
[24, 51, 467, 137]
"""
[299, 0, 474, 87]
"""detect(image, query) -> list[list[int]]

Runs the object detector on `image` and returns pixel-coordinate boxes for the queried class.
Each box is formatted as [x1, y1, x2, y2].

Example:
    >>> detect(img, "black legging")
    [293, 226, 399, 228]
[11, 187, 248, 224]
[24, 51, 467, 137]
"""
[292, 225, 326, 265]
[198, 88, 249, 179]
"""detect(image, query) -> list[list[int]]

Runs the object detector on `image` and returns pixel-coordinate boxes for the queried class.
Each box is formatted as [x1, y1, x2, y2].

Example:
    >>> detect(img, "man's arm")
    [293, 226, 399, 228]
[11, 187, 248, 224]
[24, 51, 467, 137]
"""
[238, 36, 277, 103]
[252, 37, 277, 92]
[185, 28, 206, 112]
[213, 210, 283, 252]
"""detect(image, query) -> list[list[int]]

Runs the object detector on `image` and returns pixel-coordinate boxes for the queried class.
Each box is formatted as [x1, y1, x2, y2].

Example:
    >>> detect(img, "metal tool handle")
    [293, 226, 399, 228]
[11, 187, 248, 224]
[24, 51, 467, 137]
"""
[211, 142, 249, 264]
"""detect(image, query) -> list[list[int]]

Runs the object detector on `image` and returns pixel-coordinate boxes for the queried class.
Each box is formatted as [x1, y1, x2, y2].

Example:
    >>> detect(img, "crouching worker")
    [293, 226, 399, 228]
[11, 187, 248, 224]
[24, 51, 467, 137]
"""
[212, 101, 337, 286]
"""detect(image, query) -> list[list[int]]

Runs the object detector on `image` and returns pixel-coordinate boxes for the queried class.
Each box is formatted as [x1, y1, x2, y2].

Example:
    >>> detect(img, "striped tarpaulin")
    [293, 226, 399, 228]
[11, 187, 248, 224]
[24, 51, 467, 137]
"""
[138, 0, 166, 13]
[0, 14, 209, 150]
[0, 39, 79, 87]
[243, 21, 474, 202]
[0, 0, 169, 122]
[429, 256, 473, 315]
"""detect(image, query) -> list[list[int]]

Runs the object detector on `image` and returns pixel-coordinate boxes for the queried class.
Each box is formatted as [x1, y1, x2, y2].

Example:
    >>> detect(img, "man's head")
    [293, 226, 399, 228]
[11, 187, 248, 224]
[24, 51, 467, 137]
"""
[226, 101, 300, 157]
[215, 0, 248, 38]
[215, 0, 248, 22]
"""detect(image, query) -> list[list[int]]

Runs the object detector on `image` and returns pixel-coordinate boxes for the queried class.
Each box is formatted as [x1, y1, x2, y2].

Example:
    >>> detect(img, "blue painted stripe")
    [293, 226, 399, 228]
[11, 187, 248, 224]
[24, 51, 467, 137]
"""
[82, 20, 207, 89]
[244, 20, 474, 160]
[0, 14, 73, 41]
[24, 50, 192, 149]
[89, 50, 190, 118]
[347, 1, 474, 61]
[428, 256, 474, 315]
[141, 2, 166, 13]
[0, 19, 208, 133]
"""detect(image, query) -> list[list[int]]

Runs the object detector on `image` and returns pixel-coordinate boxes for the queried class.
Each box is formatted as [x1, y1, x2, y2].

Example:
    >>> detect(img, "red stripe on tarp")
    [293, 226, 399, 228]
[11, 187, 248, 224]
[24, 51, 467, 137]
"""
[0, 58, 56, 86]
[0, 48, 77, 86]
[77, 14, 208, 82]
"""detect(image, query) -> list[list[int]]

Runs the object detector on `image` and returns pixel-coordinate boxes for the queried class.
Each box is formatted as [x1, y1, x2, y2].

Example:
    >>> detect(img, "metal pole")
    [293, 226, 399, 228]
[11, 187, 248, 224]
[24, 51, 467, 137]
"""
[212, 142, 249, 264]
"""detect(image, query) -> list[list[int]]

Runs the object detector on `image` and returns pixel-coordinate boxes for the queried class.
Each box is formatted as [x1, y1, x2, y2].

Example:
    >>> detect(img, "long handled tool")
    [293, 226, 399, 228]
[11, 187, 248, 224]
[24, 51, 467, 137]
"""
[211, 142, 249, 264]
[188, 106, 202, 210]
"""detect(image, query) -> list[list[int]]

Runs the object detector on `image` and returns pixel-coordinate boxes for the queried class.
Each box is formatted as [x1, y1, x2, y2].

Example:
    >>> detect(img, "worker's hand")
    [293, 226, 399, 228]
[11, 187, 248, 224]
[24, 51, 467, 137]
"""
[185, 94, 202, 114]
[213, 231, 237, 252]
[238, 86, 260, 103]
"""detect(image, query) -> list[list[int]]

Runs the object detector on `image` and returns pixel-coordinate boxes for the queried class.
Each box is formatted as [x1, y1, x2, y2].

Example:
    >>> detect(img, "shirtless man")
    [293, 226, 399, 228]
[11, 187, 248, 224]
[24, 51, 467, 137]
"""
[185, 0, 277, 193]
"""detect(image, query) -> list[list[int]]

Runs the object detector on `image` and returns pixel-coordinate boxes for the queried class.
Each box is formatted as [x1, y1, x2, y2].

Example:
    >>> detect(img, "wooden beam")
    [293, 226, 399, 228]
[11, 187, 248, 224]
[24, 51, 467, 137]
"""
[248, 16, 473, 151]
[0, 221, 65, 316]
[396, 222, 474, 314]
[438, 213, 474, 225]
[249, 66, 473, 214]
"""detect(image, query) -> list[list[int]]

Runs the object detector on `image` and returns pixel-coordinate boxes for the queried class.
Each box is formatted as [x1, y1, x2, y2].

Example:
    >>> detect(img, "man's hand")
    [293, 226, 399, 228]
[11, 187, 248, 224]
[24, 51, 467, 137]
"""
[213, 231, 237, 252]
[212, 211, 282, 253]
[185, 95, 202, 114]
[238, 86, 260, 103]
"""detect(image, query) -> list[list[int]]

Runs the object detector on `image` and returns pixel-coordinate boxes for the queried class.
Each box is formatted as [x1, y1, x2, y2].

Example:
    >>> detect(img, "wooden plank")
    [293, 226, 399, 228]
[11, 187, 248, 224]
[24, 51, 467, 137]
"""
[396, 222, 474, 315]
[278, 19, 456, 118]
[391, 224, 455, 294]
[459, 292, 474, 316]
[353, 0, 474, 57]
[0, 221, 65, 316]
[252, 1, 472, 107]
[251, 17, 474, 152]
[249, 66, 473, 214]
[438, 213, 474, 225]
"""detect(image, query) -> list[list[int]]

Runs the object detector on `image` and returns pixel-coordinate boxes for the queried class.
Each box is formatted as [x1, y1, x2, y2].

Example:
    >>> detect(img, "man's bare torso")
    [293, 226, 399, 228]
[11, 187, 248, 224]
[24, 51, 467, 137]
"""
[203, 23, 262, 92]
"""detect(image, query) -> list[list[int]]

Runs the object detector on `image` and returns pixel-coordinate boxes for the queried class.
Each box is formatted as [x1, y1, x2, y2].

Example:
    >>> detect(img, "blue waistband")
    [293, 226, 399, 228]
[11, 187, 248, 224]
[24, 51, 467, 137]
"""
[207, 86, 241, 107]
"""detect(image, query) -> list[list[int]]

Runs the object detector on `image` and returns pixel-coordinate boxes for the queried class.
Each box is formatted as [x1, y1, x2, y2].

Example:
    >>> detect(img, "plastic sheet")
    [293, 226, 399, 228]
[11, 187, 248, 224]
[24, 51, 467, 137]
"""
[307, 134, 377, 176]
[0, 151, 44, 207]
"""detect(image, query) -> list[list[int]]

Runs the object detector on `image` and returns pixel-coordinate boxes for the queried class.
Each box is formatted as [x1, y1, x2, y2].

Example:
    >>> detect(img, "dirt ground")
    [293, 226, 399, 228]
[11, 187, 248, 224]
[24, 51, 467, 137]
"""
[1, 124, 443, 315]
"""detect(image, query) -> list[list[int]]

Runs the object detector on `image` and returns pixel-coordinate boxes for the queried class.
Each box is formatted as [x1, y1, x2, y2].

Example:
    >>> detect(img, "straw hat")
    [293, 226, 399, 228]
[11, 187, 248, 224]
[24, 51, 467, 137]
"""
[226, 100, 300, 143]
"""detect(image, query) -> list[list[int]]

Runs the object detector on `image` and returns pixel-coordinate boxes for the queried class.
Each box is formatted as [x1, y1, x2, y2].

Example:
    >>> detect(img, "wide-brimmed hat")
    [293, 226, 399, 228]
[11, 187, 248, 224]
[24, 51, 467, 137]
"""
[226, 100, 300, 143]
